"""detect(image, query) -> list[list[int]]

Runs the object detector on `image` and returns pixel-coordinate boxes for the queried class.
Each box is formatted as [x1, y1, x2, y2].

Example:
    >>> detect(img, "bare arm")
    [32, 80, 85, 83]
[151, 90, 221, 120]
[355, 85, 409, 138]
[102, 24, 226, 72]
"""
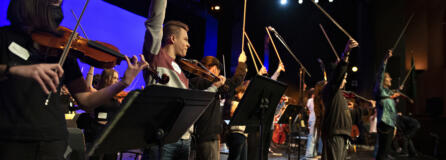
[85, 66, 95, 90]
[271, 63, 285, 80]
[73, 55, 148, 111]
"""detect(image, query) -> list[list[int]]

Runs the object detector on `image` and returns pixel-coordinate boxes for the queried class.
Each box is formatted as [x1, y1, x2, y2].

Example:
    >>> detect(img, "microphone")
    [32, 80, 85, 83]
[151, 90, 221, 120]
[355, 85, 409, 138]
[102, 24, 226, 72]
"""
[267, 26, 275, 32]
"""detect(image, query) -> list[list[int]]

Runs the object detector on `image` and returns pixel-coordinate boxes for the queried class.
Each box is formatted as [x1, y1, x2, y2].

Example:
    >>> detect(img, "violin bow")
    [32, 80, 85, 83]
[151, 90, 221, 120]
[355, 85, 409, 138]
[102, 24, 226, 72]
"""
[246, 37, 260, 73]
[391, 13, 415, 53]
[392, 89, 414, 103]
[399, 61, 415, 90]
[197, 60, 219, 78]
[344, 91, 372, 103]
[244, 32, 265, 67]
[71, 9, 90, 40]
[222, 54, 227, 77]
[45, 0, 91, 106]
[59, 0, 91, 67]
[244, 32, 265, 74]
[241, 0, 248, 52]
[268, 27, 311, 77]
[311, 0, 356, 42]
[72, 9, 95, 89]
[265, 26, 284, 65]
[319, 24, 340, 61]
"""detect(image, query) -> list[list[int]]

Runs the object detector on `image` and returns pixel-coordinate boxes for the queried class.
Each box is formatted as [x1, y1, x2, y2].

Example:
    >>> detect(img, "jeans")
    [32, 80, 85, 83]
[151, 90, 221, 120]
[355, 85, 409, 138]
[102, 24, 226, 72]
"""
[305, 129, 319, 157]
[142, 139, 191, 160]
[305, 121, 318, 158]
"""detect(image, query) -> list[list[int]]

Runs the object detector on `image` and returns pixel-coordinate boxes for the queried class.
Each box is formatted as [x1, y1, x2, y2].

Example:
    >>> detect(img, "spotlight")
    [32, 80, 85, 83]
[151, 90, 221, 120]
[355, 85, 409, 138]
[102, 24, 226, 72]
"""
[298, 0, 303, 4]
[329, 0, 334, 2]
[210, 5, 221, 11]
[352, 66, 358, 72]
[314, 0, 319, 3]
[214, 5, 220, 11]
[280, 0, 287, 5]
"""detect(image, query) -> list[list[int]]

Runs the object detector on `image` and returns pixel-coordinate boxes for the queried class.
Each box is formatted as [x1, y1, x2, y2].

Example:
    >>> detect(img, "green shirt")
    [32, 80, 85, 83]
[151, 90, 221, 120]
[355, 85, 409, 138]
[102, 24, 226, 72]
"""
[375, 63, 397, 127]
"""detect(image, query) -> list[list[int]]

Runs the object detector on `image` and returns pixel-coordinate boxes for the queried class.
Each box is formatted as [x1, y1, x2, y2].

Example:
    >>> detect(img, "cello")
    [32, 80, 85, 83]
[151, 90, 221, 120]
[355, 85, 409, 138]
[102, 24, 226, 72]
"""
[272, 97, 289, 145]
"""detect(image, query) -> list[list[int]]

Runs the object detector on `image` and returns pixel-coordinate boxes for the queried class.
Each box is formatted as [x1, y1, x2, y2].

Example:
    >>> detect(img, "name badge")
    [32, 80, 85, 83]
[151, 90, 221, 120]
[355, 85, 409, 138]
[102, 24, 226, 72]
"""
[8, 42, 30, 61]
[171, 61, 182, 74]
[98, 112, 108, 119]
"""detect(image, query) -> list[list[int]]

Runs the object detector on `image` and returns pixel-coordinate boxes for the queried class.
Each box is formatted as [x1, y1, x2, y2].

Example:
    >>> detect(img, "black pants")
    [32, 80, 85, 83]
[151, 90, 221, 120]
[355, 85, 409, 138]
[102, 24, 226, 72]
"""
[0, 139, 67, 160]
[400, 135, 417, 156]
[322, 135, 348, 160]
[376, 122, 395, 160]
[227, 133, 247, 160]
[247, 131, 259, 160]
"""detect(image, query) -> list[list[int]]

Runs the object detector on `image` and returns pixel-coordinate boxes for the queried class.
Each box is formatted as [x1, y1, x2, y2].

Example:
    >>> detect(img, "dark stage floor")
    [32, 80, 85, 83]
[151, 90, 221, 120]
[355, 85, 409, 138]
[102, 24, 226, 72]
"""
[220, 144, 438, 160]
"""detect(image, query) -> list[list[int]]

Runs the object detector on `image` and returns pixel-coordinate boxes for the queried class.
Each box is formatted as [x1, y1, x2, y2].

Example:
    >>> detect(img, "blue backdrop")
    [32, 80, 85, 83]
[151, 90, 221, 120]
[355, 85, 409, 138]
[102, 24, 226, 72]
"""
[0, 0, 218, 91]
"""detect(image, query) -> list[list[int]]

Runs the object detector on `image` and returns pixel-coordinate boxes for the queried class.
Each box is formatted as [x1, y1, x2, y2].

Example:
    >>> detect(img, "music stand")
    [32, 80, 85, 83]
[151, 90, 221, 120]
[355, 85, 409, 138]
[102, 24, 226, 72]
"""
[87, 85, 215, 156]
[277, 105, 299, 125]
[276, 105, 303, 160]
[230, 75, 287, 160]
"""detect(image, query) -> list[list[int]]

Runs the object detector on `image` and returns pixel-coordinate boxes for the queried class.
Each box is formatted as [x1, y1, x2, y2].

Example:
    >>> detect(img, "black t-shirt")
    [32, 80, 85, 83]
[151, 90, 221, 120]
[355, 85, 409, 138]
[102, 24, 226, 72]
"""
[189, 77, 222, 142]
[322, 61, 352, 137]
[0, 26, 83, 141]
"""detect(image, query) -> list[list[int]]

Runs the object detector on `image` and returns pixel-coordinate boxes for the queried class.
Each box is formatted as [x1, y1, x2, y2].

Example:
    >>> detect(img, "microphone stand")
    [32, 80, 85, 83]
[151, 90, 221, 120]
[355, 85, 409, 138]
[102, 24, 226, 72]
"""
[270, 28, 311, 77]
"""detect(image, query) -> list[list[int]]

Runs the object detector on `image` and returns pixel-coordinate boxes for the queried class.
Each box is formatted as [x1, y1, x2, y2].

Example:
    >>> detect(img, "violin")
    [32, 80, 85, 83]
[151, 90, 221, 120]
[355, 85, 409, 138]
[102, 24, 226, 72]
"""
[391, 90, 414, 104]
[177, 58, 230, 92]
[343, 90, 373, 104]
[177, 58, 221, 82]
[33, 26, 169, 85]
[31, 26, 126, 69]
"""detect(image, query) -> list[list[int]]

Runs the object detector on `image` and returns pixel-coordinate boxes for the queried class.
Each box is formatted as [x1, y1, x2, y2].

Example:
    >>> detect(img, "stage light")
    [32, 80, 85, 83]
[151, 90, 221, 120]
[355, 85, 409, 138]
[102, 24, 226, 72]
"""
[329, 0, 334, 2]
[280, 0, 287, 5]
[210, 5, 221, 11]
[352, 66, 358, 72]
[298, 0, 303, 4]
[314, 0, 319, 3]
[214, 5, 220, 10]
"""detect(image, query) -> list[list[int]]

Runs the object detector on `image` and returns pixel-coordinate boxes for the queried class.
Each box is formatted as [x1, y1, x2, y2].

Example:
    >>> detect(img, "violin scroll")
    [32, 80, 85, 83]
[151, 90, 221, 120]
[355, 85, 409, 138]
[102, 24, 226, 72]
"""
[145, 65, 169, 84]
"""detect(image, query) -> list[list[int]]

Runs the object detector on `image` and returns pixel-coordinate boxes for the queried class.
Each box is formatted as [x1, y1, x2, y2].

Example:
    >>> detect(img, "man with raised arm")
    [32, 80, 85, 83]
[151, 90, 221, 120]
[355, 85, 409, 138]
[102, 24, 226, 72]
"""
[321, 39, 358, 160]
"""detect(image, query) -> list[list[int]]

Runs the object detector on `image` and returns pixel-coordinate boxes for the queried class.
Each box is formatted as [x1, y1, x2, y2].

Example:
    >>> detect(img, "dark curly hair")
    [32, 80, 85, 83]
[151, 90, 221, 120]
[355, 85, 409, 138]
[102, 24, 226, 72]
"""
[314, 80, 327, 138]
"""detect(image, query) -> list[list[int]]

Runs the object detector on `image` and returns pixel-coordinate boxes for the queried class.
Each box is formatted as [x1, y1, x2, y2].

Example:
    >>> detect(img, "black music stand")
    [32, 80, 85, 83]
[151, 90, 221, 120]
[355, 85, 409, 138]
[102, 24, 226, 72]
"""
[87, 85, 215, 156]
[277, 105, 299, 125]
[230, 75, 287, 160]
[276, 105, 303, 160]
